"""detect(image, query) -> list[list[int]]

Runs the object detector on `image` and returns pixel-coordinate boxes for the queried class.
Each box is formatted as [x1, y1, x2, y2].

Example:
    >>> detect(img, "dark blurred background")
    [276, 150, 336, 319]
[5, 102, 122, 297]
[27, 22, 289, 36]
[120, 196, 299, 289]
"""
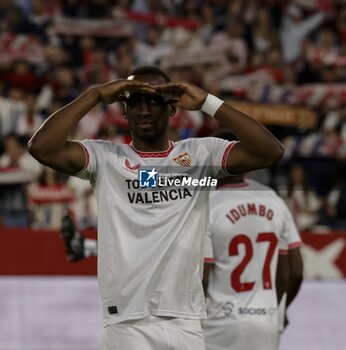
[0, 0, 345, 232]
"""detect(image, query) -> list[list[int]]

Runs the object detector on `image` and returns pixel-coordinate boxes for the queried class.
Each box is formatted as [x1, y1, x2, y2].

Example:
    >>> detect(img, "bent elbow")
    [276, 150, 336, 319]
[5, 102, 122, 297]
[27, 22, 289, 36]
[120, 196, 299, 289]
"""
[269, 142, 284, 166]
[27, 139, 39, 158]
[27, 138, 47, 164]
[260, 144, 284, 169]
[274, 142, 284, 162]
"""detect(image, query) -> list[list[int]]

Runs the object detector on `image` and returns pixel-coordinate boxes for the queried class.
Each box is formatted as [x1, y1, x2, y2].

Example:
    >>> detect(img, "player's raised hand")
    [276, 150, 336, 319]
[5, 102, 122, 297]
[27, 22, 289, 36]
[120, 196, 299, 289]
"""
[97, 79, 157, 104]
[153, 82, 208, 111]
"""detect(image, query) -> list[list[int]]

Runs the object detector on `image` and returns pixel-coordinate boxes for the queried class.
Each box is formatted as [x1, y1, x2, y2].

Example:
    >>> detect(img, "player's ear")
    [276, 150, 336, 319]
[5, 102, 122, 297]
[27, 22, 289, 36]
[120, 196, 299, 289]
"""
[169, 103, 177, 117]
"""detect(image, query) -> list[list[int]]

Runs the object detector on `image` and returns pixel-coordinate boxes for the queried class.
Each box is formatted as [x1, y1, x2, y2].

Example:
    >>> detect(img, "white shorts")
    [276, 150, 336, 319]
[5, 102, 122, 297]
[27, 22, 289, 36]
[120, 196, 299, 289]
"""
[202, 318, 280, 350]
[100, 316, 206, 350]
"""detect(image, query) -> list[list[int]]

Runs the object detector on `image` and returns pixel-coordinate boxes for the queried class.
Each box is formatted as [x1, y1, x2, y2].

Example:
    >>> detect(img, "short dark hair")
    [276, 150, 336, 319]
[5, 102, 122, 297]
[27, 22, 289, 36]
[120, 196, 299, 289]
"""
[128, 66, 170, 82]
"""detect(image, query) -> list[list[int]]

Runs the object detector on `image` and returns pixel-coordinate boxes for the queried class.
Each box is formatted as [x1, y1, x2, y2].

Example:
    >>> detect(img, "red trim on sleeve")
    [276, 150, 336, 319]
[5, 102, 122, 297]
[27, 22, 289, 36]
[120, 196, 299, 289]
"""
[204, 257, 215, 264]
[222, 141, 238, 173]
[289, 241, 302, 249]
[73, 142, 90, 175]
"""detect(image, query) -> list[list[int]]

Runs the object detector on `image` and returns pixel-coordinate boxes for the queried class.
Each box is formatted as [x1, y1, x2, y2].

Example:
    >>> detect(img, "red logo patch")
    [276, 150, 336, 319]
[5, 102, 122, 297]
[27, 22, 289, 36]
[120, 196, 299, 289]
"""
[125, 159, 140, 170]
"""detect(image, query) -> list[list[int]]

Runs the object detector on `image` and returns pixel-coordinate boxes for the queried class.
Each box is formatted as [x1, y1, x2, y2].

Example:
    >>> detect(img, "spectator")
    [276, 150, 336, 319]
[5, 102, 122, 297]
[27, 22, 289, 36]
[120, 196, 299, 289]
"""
[0, 133, 42, 227]
[209, 19, 248, 69]
[324, 163, 346, 229]
[50, 65, 80, 104]
[282, 163, 321, 230]
[280, 3, 326, 64]
[251, 7, 279, 53]
[23, 0, 52, 39]
[80, 48, 115, 86]
[27, 167, 73, 230]
[16, 93, 45, 137]
[134, 26, 173, 66]
[0, 87, 26, 138]
[196, 3, 217, 44]
[4, 60, 40, 93]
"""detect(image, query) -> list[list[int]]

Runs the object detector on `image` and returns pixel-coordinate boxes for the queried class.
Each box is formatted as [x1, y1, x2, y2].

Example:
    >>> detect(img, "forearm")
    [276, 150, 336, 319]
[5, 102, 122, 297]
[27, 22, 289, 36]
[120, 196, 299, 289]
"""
[276, 254, 289, 304]
[214, 102, 284, 166]
[301, 12, 325, 35]
[286, 273, 303, 307]
[28, 87, 100, 158]
[286, 248, 304, 307]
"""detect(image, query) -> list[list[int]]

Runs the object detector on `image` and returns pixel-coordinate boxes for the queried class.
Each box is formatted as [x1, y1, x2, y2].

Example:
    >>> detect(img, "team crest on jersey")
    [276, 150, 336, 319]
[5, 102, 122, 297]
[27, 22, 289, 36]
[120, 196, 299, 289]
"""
[173, 152, 192, 167]
[122, 159, 141, 175]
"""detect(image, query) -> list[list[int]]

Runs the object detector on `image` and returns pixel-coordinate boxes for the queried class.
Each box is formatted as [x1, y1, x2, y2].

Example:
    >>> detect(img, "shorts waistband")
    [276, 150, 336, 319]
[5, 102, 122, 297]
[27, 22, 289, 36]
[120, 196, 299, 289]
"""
[114, 315, 201, 329]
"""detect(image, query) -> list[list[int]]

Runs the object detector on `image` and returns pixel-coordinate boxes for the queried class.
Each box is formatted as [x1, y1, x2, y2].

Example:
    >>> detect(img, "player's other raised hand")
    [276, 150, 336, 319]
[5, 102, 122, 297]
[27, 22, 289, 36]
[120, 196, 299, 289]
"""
[97, 79, 157, 104]
[153, 82, 208, 111]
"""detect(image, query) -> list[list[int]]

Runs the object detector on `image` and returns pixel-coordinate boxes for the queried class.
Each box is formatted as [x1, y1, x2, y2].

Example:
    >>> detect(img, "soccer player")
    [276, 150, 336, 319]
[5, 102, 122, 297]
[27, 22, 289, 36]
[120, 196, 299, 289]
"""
[202, 133, 303, 350]
[28, 66, 283, 349]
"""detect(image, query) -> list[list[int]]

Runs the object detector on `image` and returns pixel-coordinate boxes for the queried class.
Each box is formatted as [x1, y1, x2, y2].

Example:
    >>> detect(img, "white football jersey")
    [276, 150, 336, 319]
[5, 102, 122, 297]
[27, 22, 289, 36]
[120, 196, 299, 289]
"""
[74, 137, 235, 326]
[202, 179, 301, 350]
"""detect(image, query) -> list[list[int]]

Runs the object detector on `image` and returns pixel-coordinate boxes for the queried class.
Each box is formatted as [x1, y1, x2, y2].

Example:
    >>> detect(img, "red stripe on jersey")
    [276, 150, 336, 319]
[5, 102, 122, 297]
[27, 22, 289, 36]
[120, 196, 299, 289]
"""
[73, 142, 90, 175]
[279, 249, 288, 255]
[129, 141, 174, 158]
[204, 257, 215, 264]
[289, 241, 302, 249]
[222, 141, 238, 173]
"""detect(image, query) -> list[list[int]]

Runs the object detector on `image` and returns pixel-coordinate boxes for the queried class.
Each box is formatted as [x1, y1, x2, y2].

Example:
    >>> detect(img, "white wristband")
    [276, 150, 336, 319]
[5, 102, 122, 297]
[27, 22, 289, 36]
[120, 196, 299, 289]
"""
[200, 94, 224, 117]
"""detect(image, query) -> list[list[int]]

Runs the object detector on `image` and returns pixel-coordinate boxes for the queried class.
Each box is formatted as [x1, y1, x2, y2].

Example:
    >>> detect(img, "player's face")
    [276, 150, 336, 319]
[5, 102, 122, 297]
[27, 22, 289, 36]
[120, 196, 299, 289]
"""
[124, 74, 173, 143]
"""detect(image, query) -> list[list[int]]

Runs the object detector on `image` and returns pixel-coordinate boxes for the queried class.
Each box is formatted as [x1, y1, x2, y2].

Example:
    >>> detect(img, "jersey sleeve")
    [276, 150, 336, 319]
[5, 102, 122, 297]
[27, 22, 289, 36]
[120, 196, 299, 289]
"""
[71, 140, 95, 180]
[73, 140, 108, 185]
[198, 137, 238, 178]
[279, 198, 302, 254]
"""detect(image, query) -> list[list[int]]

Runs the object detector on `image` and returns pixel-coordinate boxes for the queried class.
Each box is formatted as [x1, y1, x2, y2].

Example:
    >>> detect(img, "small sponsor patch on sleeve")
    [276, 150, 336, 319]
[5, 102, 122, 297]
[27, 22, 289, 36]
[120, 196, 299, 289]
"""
[108, 306, 118, 314]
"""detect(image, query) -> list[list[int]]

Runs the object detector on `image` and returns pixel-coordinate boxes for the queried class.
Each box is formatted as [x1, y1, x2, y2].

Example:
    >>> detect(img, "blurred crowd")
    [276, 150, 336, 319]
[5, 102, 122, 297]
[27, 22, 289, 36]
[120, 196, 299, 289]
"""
[0, 0, 345, 231]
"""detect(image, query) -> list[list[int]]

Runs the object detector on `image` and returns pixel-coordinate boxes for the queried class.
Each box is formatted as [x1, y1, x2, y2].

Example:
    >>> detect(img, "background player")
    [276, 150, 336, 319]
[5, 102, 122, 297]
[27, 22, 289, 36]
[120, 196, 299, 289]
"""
[28, 66, 283, 350]
[60, 209, 97, 262]
[202, 131, 303, 350]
